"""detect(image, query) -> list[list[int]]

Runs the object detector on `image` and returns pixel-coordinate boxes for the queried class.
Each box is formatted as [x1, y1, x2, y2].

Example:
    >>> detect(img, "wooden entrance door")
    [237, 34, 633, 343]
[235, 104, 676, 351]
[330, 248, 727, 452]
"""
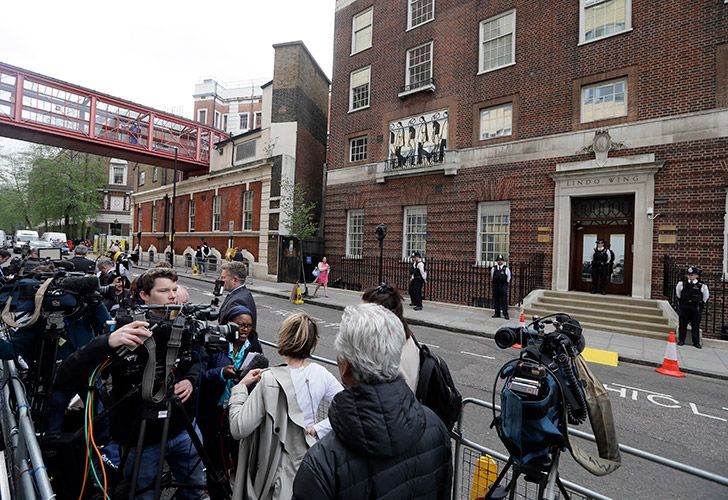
[570, 196, 634, 295]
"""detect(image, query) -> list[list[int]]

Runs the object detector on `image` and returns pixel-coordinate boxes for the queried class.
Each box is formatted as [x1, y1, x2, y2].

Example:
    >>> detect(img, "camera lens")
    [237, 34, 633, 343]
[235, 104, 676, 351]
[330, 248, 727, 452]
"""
[495, 326, 518, 349]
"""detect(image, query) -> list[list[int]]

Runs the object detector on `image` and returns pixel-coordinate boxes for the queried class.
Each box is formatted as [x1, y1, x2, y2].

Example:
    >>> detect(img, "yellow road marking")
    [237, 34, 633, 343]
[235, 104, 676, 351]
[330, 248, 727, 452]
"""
[582, 347, 619, 367]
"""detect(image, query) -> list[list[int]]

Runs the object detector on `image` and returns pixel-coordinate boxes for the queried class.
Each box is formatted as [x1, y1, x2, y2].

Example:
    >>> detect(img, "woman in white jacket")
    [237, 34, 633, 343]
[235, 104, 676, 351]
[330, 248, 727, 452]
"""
[229, 312, 343, 500]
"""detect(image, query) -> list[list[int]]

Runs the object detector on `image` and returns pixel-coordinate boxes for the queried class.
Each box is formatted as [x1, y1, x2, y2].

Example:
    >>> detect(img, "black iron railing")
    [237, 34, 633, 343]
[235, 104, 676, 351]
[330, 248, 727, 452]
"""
[399, 77, 436, 95]
[328, 253, 545, 309]
[663, 255, 728, 340]
[384, 149, 446, 172]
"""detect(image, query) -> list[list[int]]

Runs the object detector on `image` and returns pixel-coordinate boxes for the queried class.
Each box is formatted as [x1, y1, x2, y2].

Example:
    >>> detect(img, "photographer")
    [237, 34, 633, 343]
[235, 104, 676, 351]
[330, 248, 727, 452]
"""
[53, 268, 206, 499]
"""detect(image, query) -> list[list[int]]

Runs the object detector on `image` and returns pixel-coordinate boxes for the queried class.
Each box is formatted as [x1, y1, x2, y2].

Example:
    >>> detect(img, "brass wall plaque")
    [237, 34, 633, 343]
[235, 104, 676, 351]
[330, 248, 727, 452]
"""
[658, 225, 677, 231]
[537, 226, 551, 232]
[537, 234, 551, 243]
[658, 234, 677, 244]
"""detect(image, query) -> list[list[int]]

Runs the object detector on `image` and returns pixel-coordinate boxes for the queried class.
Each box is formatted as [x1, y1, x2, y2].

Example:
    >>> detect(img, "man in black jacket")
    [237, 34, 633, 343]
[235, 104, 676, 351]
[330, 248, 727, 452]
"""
[66, 244, 96, 274]
[218, 261, 257, 329]
[293, 303, 452, 500]
[53, 268, 206, 499]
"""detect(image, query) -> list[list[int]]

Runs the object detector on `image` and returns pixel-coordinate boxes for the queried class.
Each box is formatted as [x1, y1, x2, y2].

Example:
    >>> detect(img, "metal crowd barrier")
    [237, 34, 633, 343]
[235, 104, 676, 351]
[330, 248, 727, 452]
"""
[0, 358, 55, 500]
[453, 397, 728, 500]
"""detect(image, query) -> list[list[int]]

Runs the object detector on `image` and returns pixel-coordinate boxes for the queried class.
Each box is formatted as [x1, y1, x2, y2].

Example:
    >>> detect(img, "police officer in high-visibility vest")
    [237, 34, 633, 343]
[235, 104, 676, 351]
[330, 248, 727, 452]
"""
[590, 239, 614, 295]
[491, 254, 511, 320]
[675, 266, 709, 348]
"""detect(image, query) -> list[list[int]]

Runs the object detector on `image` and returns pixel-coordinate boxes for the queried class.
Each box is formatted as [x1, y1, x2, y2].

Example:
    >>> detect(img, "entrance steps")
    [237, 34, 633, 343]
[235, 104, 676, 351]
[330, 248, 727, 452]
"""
[523, 290, 676, 340]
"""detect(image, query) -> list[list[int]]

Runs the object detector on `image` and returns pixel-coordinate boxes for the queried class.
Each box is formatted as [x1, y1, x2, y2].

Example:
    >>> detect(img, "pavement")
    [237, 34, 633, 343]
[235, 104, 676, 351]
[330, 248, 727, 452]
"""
[137, 263, 728, 380]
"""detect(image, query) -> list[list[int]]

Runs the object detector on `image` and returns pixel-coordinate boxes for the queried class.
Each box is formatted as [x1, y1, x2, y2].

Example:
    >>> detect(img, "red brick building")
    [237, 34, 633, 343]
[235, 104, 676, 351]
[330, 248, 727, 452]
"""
[325, 0, 728, 312]
[132, 41, 329, 278]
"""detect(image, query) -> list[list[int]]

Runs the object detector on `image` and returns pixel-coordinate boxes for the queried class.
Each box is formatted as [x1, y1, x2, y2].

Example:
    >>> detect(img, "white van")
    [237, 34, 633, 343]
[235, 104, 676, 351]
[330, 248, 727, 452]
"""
[41, 232, 68, 245]
[13, 230, 39, 253]
[0, 230, 6, 248]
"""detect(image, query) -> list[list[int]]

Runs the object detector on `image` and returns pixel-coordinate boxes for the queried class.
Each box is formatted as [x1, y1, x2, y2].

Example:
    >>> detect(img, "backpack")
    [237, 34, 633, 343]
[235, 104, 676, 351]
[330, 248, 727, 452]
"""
[414, 337, 462, 430]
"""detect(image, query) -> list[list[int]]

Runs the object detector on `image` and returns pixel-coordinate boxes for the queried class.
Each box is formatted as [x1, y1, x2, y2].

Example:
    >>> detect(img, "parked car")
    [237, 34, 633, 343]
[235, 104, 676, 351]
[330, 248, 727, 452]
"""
[29, 240, 54, 250]
[13, 230, 40, 254]
[0, 230, 6, 248]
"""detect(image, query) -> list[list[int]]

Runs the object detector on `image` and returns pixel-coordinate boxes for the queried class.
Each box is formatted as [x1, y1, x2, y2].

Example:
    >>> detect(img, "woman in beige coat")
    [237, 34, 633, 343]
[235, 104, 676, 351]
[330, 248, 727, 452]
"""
[229, 312, 343, 500]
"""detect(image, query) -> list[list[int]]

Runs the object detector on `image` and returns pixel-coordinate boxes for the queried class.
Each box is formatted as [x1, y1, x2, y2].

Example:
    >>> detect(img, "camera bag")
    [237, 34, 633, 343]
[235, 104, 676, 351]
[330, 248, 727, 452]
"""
[494, 361, 566, 467]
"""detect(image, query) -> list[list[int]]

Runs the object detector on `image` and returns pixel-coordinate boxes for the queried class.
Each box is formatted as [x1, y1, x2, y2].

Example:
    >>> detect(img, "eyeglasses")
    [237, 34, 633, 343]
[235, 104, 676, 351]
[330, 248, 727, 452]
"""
[238, 324, 254, 330]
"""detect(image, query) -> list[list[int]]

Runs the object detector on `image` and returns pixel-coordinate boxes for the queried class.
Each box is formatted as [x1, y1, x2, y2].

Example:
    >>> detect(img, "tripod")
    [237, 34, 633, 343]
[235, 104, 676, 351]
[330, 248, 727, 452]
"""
[122, 394, 232, 500]
[485, 447, 570, 500]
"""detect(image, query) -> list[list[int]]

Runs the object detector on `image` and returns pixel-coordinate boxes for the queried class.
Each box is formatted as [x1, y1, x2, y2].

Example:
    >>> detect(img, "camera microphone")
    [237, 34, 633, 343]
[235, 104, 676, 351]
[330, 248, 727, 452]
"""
[61, 275, 101, 295]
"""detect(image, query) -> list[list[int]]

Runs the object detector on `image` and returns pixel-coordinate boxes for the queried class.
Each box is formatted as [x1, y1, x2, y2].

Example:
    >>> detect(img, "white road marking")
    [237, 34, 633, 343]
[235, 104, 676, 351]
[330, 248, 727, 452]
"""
[425, 344, 441, 349]
[688, 403, 727, 422]
[202, 292, 214, 297]
[460, 351, 495, 360]
[723, 407, 728, 412]
[610, 383, 673, 398]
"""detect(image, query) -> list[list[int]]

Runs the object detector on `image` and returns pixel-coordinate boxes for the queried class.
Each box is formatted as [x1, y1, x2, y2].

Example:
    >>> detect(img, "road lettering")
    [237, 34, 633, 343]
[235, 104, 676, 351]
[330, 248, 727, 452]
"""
[604, 382, 726, 423]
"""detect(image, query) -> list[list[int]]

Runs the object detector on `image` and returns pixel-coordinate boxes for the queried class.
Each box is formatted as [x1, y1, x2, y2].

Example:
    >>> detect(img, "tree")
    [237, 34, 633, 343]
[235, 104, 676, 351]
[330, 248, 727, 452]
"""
[26, 149, 105, 237]
[0, 147, 33, 231]
[281, 179, 318, 291]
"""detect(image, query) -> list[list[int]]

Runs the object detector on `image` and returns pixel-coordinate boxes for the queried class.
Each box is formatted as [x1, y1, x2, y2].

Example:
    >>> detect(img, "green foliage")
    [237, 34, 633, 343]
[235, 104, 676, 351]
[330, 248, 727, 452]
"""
[0, 146, 105, 236]
[281, 178, 318, 239]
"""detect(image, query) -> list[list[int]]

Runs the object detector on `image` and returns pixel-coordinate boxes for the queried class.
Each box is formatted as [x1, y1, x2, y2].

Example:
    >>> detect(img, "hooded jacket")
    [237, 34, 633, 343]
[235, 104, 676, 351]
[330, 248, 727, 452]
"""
[292, 377, 452, 500]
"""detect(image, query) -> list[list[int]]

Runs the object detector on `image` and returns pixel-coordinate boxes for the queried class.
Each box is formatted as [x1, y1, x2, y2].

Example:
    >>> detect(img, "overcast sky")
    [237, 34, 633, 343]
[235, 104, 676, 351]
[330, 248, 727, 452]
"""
[0, 0, 335, 153]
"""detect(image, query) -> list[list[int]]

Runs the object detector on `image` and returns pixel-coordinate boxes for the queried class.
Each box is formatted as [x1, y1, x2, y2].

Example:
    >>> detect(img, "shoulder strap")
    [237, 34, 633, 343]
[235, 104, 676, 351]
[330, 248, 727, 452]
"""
[415, 344, 436, 402]
[1, 277, 53, 328]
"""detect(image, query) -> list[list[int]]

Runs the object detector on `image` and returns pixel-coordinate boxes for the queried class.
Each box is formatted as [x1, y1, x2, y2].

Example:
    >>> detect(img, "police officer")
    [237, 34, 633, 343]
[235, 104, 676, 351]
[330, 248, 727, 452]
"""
[590, 239, 615, 295]
[409, 251, 427, 311]
[675, 266, 709, 348]
[491, 254, 511, 320]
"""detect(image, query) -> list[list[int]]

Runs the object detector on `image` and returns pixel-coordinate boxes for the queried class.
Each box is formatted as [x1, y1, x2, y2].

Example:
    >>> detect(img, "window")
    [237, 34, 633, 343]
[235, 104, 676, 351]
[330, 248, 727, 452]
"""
[151, 205, 158, 232]
[581, 78, 627, 123]
[349, 136, 368, 162]
[239, 113, 249, 129]
[349, 66, 371, 111]
[405, 42, 433, 91]
[137, 205, 142, 232]
[351, 7, 373, 54]
[212, 195, 221, 231]
[152, 167, 158, 182]
[346, 209, 364, 258]
[242, 190, 254, 231]
[138, 170, 145, 186]
[197, 109, 207, 125]
[214, 111, 221, 129]
[580, 0, 631, 43]
[477, 202, 510, 265]
[403, 206, 427, 258]
[235, 141, 257, 163]
[479, 10, 515, 73]
[408, 0, 434, 30]
[188, 199, 195, 232]
[222, 114, 228, 131]
[480, 103, 513, 140]
[112, 166, 124, 185]
[254, 112, 262, 129]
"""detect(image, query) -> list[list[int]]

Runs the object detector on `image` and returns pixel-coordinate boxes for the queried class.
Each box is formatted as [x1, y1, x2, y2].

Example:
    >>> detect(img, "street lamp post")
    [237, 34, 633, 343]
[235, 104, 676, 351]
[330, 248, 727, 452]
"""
[170, 146, 178, 267]
[375, 224, 388, 284]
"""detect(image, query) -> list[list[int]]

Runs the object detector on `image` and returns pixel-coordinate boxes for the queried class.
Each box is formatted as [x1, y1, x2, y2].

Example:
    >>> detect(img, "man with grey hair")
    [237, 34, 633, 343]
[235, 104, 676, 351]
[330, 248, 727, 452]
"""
[218, 261, 257, 329]
[293, 303, 452, 499]
[67, 244, 96, 274]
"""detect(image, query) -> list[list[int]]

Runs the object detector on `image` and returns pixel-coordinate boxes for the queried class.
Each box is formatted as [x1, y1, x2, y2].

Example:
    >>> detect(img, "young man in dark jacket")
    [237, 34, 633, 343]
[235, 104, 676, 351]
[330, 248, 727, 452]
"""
[292, 303, 452, 500]
[53, 268, 206, 499]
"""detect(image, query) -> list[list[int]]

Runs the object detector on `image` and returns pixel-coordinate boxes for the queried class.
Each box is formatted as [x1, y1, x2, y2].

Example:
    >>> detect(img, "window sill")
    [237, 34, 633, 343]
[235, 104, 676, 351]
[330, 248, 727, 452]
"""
[350, 46, 372, 57]
[406, 18, 435, 32]
[578, 28, 633, 47]
[344, 255, 363, 260]
[477, 61, 515, 76]
[579, 112, 629, 126]
[398, 82, 436, 99]
[348, 105, 371, 114]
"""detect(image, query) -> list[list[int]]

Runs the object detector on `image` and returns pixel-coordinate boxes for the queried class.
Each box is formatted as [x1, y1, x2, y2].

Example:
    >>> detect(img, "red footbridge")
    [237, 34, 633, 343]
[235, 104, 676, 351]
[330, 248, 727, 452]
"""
[0, 62, 228, 172]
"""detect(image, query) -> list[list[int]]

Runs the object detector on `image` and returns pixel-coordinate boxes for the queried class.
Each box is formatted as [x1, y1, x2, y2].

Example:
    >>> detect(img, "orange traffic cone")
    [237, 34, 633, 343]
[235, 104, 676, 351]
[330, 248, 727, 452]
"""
[655, 331, 686, 378]
[512, 310, 525, 349]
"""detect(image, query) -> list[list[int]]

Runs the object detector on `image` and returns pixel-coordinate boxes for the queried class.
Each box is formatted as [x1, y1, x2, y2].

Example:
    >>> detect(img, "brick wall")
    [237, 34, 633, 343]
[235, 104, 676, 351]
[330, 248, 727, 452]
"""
[325, 137, 728, 304]
[329, 0, 728, 169]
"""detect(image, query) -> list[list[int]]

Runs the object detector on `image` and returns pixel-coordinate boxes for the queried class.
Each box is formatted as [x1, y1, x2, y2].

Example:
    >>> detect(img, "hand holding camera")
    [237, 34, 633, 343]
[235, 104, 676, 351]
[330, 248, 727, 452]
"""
[108, 320, 151, 349]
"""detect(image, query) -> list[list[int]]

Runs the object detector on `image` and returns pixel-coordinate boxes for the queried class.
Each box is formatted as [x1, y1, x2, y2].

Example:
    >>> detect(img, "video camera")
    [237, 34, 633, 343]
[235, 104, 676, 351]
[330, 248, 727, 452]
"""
[494, 313, 587, 425]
